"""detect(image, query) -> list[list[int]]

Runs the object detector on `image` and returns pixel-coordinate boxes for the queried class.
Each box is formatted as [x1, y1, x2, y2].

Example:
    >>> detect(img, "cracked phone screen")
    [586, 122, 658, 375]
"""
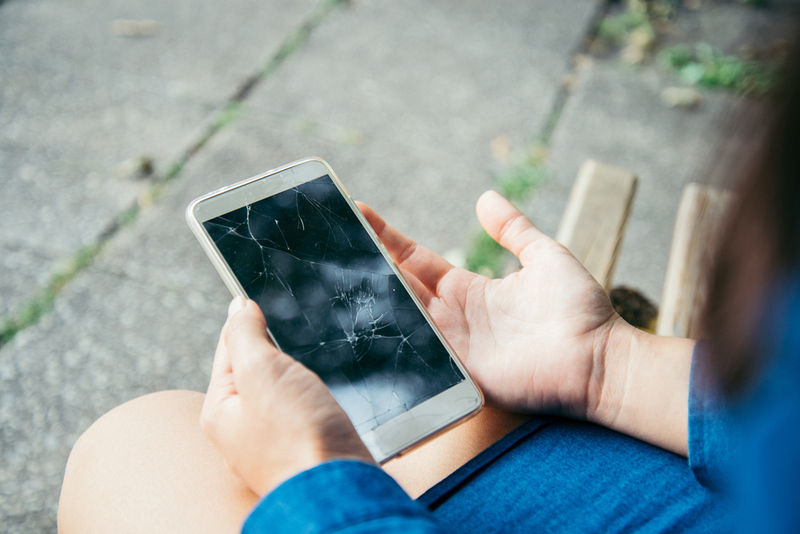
[203, 175, 464, 435]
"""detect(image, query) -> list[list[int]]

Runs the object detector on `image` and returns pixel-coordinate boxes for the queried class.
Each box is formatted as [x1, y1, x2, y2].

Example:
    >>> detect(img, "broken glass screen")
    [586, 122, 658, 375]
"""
[203, 175, 464, 434]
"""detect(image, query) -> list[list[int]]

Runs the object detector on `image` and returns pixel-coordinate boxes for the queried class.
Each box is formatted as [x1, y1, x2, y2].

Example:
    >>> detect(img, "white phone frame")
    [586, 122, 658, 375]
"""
[185, 157, 483, 463]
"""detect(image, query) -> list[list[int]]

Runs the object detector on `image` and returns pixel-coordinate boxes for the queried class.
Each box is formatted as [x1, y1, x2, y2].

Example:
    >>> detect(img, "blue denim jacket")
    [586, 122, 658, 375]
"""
[244, 461, 440, 533]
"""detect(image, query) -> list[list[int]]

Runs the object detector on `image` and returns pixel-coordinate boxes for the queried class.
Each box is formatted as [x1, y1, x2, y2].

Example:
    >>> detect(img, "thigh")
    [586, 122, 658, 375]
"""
[58, 391, 527, 532]
[58, 390, 259, 534]
[383, 408, 532, 498]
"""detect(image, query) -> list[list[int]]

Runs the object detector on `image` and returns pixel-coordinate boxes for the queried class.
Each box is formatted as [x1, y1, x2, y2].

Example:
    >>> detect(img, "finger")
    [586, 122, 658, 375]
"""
[395, 266, 434, 305]
[206, 338, 233, 403]
[212, 296, 253, 379]
[205, 298, 248, 402]
[223, 299, 283, 395]
[476, 190, 550, 267]
[356, 201, 455, 296]
[357, 201, 434, 302]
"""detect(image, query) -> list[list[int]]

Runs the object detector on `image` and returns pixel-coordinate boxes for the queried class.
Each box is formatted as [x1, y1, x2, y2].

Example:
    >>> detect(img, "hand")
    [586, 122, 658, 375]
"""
[358, 191, 618, 420]
[359, 191, 694, 455]
[200, 297, 373, 496]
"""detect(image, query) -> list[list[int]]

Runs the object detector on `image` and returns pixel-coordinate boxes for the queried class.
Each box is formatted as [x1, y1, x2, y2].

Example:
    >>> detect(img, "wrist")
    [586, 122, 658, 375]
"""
[254, 444, 375, 497]
[587, 316, 694, 456]
[586, 314, 636, 428]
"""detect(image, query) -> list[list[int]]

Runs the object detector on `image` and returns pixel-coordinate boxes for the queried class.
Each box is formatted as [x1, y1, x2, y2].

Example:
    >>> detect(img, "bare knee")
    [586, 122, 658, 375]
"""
[60, 390, 206, 494]
[59, 390, 257, 534]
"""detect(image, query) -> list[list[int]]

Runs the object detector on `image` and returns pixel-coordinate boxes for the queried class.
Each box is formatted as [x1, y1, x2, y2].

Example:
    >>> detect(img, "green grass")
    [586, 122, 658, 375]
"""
[597, 9, 651, 45]
[594, 0, 674, 49]
[160, 0, 347, 185]
[660, 42, 777, 95]
[0, 243, 103, 347]
[465, 229, 508, 278]
[163, 159, 186, 181]
[258, 0, 343, 79]
[118, 203, 140, 228]
[496, 152, 547, 202]
[212, 101, 243, 130]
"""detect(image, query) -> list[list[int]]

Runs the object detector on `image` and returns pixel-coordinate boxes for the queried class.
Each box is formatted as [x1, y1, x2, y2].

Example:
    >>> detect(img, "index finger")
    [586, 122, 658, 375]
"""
[356, 201, 456, 298]
[223, 299, 284, 397]
[205, 297, 249, 401]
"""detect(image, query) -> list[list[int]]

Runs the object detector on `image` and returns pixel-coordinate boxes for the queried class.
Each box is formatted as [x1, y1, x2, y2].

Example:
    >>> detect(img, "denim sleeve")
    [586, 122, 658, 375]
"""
[688, 340, 736, 491]
[242, 460, 444, 534]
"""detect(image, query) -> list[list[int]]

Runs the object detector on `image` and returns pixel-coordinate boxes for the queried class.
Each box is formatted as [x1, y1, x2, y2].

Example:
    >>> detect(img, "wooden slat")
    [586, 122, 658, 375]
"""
[657, 183, 733, 338]
[556, 159, 638, 291]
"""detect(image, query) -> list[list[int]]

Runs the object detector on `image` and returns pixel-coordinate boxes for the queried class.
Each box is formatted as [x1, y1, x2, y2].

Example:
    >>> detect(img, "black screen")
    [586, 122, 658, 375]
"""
[203, 175, 464, 434]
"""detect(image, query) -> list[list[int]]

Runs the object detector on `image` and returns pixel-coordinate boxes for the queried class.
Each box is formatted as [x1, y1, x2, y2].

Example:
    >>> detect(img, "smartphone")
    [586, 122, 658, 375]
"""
[186, 157, 483, 463]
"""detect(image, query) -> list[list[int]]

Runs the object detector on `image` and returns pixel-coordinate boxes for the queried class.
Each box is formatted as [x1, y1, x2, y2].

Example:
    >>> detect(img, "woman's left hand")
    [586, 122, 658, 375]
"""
[200, 296, 373, 497]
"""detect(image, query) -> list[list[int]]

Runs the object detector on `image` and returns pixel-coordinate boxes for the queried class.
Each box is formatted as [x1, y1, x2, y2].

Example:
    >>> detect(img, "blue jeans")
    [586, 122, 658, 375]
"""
[245, 415, 728, 533]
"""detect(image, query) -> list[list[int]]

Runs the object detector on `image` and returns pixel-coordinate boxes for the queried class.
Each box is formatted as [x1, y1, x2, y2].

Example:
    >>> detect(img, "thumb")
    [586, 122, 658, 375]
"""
[476, 190, 550, 267]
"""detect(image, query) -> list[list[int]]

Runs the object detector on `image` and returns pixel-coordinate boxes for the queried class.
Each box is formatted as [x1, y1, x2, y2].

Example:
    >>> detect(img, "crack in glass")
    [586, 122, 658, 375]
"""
[204, 175, 464, 434]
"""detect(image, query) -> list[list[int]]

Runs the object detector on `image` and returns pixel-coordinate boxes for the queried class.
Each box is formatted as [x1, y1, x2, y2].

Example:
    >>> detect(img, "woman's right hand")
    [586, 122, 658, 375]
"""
[201, 297, 373, 496]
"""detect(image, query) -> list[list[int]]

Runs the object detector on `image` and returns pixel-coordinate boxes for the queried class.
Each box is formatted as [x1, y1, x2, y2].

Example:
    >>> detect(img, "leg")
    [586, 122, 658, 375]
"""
[58, 390, 259, 534]
[58, 390, 527, 533]
[383, 408, 531, 498]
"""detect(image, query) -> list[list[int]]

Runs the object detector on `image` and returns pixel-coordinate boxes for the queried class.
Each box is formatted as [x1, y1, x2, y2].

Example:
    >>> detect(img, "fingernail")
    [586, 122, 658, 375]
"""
[228, 296, 247, 317]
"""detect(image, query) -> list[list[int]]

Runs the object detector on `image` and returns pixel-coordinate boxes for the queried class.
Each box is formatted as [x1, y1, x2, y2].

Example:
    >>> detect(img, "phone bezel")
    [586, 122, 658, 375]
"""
[185, 157, 483, 463]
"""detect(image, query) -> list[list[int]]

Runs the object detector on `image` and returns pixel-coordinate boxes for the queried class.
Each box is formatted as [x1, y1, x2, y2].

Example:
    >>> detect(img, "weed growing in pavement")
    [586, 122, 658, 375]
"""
[465, 150, 548, 278]
[592, 0, 677, 65]
[660, 42, 778, 95]
[0, 243, 102, 347]
[497, 151, 547, 203]
[597, 7, 652, 46]
[213, 101, 244, 130]
[466, 229, 507, 278]
[596, 0, 677, 43]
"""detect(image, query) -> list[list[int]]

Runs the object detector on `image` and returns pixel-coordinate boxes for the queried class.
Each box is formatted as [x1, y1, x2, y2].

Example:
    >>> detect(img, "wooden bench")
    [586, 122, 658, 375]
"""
[657, 183, 733, 338]
[556, 159, 638, 291]
[557, 164, 734, 339]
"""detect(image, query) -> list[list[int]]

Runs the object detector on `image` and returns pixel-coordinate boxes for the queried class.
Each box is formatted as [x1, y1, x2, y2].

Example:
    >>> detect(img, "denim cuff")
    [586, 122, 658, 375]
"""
[688, 340, 734, 491]
[243, 460, 439, 534]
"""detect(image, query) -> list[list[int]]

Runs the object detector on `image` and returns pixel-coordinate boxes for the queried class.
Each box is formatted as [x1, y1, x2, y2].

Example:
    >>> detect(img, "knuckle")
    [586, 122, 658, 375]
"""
[274, 357, 318, 393]
[222, 315, 248, 345]
[499, 214, 527, 241]
[270, 353, 300, 382]
[398, 241, 418, 265]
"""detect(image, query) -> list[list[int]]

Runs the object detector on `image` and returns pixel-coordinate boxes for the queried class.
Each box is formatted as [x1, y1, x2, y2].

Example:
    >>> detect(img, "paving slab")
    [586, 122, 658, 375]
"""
[526, 60, 750, 303]
[0, 132, 252, 530]
[0, 265, 226, 533]
[0, 0, 318, 320]
[245, 0, 602, 255]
